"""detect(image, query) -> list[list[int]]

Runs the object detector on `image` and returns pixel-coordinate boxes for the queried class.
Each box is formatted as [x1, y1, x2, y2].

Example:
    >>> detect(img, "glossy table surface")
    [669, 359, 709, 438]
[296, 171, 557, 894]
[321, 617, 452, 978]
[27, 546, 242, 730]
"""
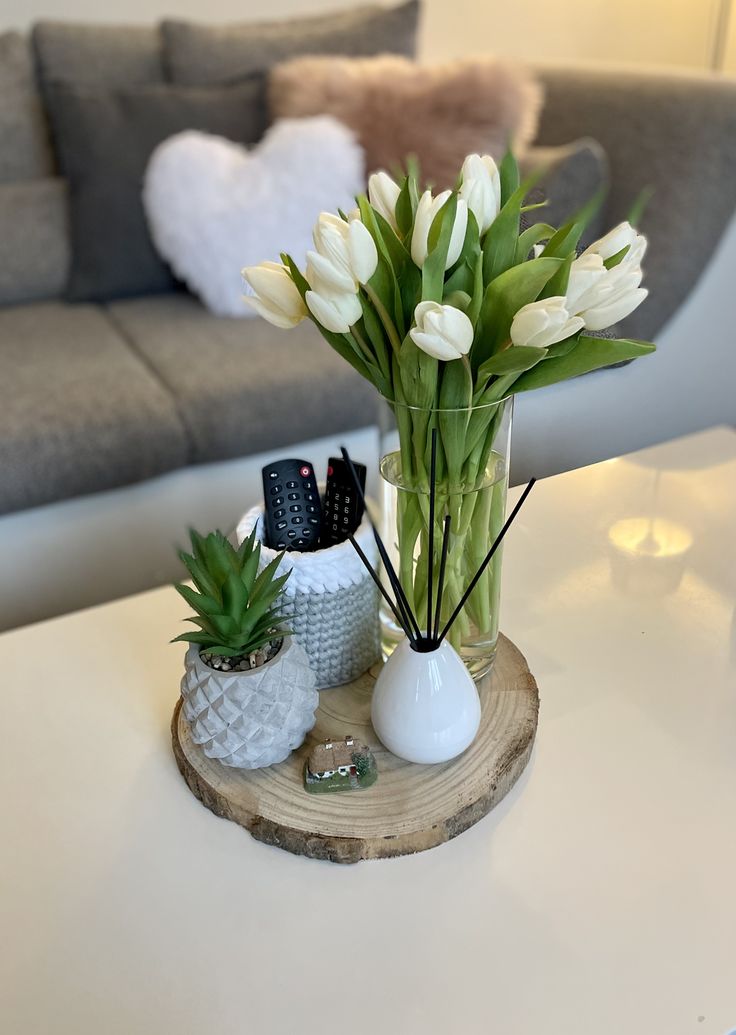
[1, 427, 735, 1035]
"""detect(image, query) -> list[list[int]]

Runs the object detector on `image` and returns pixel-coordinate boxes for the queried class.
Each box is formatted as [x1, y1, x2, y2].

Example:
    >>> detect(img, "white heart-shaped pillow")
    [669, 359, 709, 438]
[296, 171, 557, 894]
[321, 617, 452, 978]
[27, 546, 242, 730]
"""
[143, 116, 364, 318]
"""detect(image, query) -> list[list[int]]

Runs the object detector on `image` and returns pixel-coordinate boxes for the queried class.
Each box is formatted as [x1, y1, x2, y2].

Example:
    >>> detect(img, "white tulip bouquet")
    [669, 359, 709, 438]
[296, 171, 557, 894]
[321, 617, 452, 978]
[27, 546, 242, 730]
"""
[244, 150, 655, 658]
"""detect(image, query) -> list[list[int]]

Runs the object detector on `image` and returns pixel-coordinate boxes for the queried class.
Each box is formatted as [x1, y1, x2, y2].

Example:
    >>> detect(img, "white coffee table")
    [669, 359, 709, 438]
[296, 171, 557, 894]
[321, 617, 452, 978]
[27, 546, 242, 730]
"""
[2, 427, 735, 1035]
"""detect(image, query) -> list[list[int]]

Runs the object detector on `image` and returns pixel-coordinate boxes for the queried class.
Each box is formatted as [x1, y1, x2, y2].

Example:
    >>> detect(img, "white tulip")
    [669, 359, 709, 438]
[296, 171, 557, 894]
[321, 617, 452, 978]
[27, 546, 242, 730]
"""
[368, 170, 401, 231]
[581, 221, 648, 265]
[305, 250, 355, 295]
[411, 190, 468, 269]
[510, 296, 584, 349]
[568, 230, 648, 330]
[312, 211, 378, 286]
[565, 252, 608, 314]
[459, 153, 501, 234]
[242, 261, 307, 329]
[577, 266, 648, 331]
[304, 260, 364, 333]
[409, 301, 474, 361]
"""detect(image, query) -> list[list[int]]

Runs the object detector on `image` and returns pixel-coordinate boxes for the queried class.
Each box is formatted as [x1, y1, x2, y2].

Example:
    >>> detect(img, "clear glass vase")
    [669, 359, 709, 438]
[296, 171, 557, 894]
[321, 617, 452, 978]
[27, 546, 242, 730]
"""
[378, 396, 513, 680]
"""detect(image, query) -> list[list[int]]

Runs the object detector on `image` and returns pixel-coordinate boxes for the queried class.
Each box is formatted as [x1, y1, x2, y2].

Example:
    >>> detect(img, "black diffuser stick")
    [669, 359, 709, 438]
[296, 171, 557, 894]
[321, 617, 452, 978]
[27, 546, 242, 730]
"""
[426, 428, 437, 639]
[348, 534, 416, 646]
[341, 447, 422, 642]
[438, 478, 537, 645]
[433, 514, 452, 642]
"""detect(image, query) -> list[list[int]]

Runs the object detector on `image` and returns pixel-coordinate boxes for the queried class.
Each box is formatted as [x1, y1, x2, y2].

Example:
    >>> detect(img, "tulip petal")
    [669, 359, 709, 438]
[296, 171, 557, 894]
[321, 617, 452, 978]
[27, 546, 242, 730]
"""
[583, 289, 648, 331]
[409, 328, 461, 361]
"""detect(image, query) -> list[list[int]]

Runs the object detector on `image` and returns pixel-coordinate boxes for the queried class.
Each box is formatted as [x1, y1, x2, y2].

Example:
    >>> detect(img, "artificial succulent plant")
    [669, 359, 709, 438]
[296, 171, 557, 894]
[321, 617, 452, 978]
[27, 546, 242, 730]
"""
[173, 528, 290, 657]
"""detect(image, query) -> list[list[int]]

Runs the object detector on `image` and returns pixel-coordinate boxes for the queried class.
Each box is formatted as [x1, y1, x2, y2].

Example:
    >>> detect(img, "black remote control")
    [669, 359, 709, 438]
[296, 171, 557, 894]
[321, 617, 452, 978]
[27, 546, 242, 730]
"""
[261, 459, 322, 552]
[321, 456, 366, 547]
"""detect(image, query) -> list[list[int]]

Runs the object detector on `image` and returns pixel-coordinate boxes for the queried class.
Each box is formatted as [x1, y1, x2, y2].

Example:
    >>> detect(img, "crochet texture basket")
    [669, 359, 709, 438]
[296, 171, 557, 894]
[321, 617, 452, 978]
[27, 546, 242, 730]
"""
[236, 506, 380, 689]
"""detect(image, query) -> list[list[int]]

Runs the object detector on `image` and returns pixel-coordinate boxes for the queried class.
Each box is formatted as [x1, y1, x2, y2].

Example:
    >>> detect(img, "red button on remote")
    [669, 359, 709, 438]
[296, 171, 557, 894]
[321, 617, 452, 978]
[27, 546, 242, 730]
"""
[300, 465, 310, 477]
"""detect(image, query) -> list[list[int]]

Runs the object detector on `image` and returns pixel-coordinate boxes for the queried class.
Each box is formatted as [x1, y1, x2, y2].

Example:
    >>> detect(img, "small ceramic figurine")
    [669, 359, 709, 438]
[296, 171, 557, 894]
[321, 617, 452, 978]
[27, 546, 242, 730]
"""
[304, 736, 377, 793]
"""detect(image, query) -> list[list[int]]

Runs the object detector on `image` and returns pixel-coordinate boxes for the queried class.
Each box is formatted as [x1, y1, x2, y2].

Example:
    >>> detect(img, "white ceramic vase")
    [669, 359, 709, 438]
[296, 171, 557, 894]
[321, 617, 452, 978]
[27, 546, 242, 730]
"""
[180, 636, 318, 769]
[371, 639, 482, 764]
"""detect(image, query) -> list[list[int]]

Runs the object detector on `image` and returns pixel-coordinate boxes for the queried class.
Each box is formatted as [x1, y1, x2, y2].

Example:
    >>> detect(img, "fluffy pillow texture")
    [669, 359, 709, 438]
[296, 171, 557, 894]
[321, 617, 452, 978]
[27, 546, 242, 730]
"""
[269, 55, 543, 189]
[143, 116, 364, 318]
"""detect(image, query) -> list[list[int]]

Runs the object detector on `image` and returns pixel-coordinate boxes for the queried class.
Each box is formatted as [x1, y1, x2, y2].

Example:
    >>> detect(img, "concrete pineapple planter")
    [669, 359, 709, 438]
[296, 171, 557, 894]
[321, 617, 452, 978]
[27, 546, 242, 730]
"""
[180, 636, 318, 769]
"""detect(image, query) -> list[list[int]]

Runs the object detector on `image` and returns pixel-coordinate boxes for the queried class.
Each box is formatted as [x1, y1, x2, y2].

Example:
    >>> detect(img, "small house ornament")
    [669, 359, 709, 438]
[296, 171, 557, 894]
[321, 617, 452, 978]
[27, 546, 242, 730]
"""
[304, 736, 377, 793]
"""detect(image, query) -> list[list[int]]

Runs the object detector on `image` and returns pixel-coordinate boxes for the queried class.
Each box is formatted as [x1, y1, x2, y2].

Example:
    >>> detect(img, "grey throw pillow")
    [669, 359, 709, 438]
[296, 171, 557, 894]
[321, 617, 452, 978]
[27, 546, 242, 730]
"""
[521, 138, 610, 247]
[162, 0, 420, 85]
[43, 78, 268, 301]
[32, 20, 164, 87]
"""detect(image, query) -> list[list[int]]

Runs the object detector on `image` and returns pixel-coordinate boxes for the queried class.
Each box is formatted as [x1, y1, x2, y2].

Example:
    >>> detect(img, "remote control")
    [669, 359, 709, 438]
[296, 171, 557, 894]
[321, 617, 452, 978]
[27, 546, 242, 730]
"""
[261, 459, 322, 552]
[321, 456, 366, 547]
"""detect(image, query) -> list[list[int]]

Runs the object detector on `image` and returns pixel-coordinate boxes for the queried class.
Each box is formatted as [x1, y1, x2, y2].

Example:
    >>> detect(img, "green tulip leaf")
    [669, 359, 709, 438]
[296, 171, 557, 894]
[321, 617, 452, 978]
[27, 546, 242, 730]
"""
[541, 186, 606, 260]
[515, 222, 556, 264]
[472, 256, 562, 368]
[476, 345, 548, 384]
[499, 147, 520, 206]
[422, 193, 459, 303]
[511, 336, 656, 392]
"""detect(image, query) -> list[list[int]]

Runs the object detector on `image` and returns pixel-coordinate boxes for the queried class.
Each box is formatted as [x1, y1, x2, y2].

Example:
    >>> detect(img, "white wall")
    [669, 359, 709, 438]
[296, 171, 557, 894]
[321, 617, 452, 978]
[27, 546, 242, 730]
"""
[1, 0, 731, 73]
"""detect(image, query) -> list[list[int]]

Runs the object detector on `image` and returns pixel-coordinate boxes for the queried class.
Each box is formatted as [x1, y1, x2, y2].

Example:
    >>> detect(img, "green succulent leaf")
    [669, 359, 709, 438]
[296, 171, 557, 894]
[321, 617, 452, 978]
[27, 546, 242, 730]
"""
[173, 526, 292, 656]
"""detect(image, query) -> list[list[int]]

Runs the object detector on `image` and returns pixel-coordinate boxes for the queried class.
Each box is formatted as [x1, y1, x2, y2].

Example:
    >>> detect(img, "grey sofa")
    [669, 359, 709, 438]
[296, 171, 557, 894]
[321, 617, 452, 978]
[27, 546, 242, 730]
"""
[2, 14, 736, 630]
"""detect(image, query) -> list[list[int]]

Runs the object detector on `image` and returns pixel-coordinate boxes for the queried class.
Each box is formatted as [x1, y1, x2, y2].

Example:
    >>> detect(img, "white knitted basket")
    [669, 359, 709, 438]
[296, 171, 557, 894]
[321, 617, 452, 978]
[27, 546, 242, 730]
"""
[236, 506, 380, 689]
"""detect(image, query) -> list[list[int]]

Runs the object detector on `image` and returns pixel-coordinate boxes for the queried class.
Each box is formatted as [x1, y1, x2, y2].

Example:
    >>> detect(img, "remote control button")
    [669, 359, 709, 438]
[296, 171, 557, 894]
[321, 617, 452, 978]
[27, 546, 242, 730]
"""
[343, 515, 349, 524]
[332, 523, 338, 531]
[270, 484, 282, 495]
[300, 466, 311, 477]
[309, 517, 320, 525]
[274, 508, 285, 518]
[287, 530, 297, 539]
[273, 496, 284, 506]
[296, 539, 304, 546]
[289, 504, 301, 513]
[287, 492, 299, 501]
[269, 471, 278, 479]
[306, 505, 317, 513]
[335, 491, 341, 500]
[327, 465, 334, 477]
[287, 480, 298, 488]
[292, 516, 303, 525]
[276, 520, 287, 530]
[276, 541, 286, 549]
[305, 493, 315, 502]
[303, 529, 312, 538]
[303, 479, 313, 489]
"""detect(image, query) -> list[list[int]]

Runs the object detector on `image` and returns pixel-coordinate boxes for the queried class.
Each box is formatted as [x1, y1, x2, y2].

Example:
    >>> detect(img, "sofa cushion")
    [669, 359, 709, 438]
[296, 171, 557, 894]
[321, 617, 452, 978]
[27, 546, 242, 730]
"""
[0, 179, 70, 304]
[32, 21, 164, 86]
[43, 78, 267, 302]
[0, 31, 54, 181]
[106, 295, 378, 464]
[0, 302, 188, 515]
[162, 0, 420, 85]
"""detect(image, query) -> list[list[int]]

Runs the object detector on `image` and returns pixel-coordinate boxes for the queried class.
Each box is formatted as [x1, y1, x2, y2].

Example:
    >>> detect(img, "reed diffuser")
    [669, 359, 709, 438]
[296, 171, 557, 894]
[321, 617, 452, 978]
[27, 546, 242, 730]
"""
[342, 436, 535, 764]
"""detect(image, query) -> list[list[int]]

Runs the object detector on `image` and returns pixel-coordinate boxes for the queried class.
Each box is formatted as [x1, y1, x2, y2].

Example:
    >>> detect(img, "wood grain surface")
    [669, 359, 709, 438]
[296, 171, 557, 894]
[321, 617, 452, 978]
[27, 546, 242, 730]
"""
[172, 633, 539, 863]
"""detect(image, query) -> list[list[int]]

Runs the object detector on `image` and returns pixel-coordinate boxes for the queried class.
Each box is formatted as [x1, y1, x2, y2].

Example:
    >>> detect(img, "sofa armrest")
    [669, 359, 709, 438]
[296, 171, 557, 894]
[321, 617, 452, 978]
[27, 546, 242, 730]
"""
[534, 65, 736, 340]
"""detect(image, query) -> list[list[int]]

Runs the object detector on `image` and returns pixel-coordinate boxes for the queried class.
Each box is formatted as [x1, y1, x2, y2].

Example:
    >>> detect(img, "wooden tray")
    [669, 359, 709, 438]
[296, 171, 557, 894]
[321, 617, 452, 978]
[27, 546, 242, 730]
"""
[171, 633, 539, 864]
